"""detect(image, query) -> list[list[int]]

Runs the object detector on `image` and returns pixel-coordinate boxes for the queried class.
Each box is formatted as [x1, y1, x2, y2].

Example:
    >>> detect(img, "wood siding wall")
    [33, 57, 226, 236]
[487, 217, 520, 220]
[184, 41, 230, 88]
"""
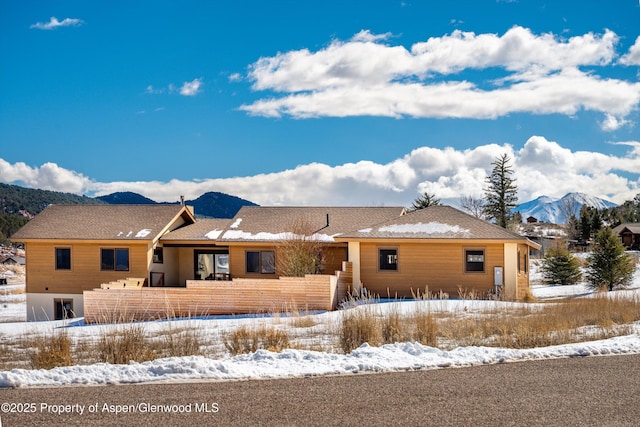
[83, 262, 352, 323]
[358, 242, 505, 298]
[25, 241, 150, 294]
[226, 245, 348, 279]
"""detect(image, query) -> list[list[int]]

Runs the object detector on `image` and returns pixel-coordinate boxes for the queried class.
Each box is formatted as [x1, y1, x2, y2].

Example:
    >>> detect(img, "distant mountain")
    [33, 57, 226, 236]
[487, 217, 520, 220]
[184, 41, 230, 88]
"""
[515, 192, 617, 224]
[184, 192, 258, 218]
[0, 183, 258, 242]
[96, 192, 156, 205]
[97, 191, 258, 218]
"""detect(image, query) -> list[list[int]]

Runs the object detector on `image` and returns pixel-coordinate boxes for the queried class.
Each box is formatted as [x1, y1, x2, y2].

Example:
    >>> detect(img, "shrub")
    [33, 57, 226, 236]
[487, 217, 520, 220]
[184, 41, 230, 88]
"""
[586, 227, 636, 291]
[339, 305, 380, 353]
[541, 245, 582, 286]
[224, 326, 290, 355]
[30, 330, 73, 369]
[96, 324, 158, 364]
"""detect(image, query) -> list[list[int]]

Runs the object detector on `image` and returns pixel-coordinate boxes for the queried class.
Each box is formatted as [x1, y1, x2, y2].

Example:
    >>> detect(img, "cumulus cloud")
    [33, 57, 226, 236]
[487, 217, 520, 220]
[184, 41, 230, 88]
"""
[30, 16, 84, 30]
[179, 78, 203, 96]
[239, 27, 639, 129]
[620, 36, 640, 65]
[1, 137, 638, 207]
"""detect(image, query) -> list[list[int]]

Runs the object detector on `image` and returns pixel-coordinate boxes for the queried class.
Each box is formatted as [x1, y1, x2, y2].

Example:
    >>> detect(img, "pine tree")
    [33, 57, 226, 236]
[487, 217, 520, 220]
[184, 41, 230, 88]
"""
[408, 192, 440, 212]
[540, 245, 582, 286]
[586, 227, 636, 291]
[483, 153, 518, 228]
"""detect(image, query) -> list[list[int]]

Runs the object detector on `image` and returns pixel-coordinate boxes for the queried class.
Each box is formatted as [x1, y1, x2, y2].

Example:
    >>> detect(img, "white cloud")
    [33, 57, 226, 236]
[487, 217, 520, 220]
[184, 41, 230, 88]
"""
[179, 78, 203, 96]
[620, 36, 640, 65]
[145, 79, 202, 96]
[240, 27, 638, 129]
[30, 16, 84, 30]
[1, 137, 638, 207]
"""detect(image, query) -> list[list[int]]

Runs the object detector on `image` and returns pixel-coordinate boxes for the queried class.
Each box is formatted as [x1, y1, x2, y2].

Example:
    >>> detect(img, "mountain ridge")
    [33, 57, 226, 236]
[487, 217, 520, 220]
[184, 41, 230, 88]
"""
[515, 192, 617, 224]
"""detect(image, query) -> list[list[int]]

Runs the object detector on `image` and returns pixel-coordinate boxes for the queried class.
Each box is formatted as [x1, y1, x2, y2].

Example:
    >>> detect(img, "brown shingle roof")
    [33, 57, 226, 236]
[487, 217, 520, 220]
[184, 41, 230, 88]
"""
[217, 206, 405, 243]
[338, 205, 536, 243]
[613, 223, 640, 234]
[161, 218, 233, 241]
[10, 205, 194, 241]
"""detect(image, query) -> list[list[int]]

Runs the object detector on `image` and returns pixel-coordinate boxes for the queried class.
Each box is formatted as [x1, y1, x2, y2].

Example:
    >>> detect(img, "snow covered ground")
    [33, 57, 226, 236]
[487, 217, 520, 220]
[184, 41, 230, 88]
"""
[1, 265, 640, 389]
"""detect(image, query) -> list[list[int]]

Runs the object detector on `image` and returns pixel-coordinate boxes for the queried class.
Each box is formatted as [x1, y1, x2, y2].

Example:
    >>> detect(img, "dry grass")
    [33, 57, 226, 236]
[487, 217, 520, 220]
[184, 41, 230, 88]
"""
[95, 324, 159, 364]
[224, 325, 290, 355]
[29, 330, 73, 369]
[1, 290, 640, 368]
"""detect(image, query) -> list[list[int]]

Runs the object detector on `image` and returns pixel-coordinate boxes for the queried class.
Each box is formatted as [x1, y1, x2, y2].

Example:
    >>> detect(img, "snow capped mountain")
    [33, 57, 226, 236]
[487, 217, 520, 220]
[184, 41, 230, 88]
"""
[515, 192, 617, 224]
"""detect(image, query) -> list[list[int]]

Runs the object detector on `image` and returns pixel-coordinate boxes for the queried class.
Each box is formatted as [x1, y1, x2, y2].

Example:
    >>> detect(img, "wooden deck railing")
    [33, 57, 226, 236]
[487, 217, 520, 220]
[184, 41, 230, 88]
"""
[83, 262, 352, 323]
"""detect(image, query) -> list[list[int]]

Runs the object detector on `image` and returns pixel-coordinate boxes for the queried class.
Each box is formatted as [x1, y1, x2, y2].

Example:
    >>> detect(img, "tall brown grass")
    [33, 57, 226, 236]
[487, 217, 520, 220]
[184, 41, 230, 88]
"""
[224, 325, 290, 355]
[29, 330, 73, 369]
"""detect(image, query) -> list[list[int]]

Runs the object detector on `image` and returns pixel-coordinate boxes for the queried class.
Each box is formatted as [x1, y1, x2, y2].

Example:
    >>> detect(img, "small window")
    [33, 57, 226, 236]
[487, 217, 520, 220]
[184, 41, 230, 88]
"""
[465, 249, 485, 273]
[55, 248, 71, 270]
[246, 250, 275, 274]
[54, 299, 74, 320]
[101, 248, 129, 271]
[153, 247, 163, 264]
[379, 248, 398, 271]
[524, 251, 529, 274]
[517, 249, 522, 273]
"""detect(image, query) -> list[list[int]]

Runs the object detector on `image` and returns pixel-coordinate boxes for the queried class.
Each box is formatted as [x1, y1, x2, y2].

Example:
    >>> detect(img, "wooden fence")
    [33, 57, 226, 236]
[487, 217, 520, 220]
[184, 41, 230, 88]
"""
[83, 262, 352, 323]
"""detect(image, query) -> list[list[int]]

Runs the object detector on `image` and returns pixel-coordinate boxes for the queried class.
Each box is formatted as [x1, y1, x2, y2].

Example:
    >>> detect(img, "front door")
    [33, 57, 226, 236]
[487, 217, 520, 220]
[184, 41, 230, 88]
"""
[195, 250, 230, 280]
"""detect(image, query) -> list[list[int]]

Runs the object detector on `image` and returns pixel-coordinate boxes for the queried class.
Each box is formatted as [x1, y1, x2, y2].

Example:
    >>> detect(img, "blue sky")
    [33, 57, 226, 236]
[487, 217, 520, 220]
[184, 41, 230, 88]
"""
[1, 0, 640, 207]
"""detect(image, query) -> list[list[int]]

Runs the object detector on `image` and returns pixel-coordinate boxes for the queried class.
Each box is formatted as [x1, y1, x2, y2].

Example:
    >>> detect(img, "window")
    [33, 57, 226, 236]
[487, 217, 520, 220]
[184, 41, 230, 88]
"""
[101, 248, 129, 271]
[246, 250, 275, 274]
[54, 299, 74, 320]
[517, 249, 521, 273]
[153, 247, 164, 264]
[465, 249, 485, 272]
[379, 248, 398, 271]
[55, 247, 71, 270]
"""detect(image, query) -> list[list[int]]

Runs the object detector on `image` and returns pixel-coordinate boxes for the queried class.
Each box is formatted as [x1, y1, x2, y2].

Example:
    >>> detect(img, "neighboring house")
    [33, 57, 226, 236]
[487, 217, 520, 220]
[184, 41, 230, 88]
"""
[613, 223, 640, 250]
[11, 203, 540, 321]
[0, 255, 25, 265]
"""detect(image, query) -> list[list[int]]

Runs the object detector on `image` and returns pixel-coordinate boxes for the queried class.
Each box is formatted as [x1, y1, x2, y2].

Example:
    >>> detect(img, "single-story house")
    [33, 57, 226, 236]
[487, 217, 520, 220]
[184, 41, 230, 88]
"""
[612, 223, 640, 250]
[11, 204, 540, 321]
[0, 255, 25, 265]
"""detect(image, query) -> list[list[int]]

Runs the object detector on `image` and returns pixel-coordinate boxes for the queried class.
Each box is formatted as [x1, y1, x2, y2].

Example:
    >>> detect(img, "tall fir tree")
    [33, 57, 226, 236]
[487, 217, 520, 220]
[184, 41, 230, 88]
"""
[483, 153, 518, 228]
[586, 227, 636, 291]
[540, 244, 582, 286]
[408, 192, 441, 212]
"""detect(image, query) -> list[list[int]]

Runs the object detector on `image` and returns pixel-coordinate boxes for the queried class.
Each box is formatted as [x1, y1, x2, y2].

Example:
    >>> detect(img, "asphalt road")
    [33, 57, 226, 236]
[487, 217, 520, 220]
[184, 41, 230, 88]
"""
[2, 354, 639, 426]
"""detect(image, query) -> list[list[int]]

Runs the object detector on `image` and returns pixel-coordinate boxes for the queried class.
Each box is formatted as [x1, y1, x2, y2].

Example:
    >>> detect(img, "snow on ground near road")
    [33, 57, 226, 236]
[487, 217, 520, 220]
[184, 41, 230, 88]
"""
[1, 267, 640, 388]
[2, 336, 640, 388]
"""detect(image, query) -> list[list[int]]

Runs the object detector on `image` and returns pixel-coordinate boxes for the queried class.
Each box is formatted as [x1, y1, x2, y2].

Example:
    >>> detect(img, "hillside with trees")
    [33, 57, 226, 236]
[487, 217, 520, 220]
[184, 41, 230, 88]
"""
[0, 183, 258, 244]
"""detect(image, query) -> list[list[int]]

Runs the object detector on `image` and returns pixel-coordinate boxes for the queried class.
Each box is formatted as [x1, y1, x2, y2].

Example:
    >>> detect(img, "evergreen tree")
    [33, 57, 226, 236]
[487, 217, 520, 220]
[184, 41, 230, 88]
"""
[540, 244, 582, 286]
[578, 205, 592, 241]
[408, 192, 441, 212]
[586, 227, 636, 291]
[483, 153, 518, 228]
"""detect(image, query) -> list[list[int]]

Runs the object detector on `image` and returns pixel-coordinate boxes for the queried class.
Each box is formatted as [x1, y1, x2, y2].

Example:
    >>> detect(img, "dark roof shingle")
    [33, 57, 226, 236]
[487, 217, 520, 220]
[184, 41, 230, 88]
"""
[11, 205, 194, 241]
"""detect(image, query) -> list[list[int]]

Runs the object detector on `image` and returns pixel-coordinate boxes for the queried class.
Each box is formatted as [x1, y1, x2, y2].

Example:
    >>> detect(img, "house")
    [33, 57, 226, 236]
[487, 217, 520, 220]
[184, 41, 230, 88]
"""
[0, 255, 25, 265]
[612, 223, 640, 250]
[337, 206, 540, 300]
[10, 204, 196, 320]
[11, 204, 540, 321]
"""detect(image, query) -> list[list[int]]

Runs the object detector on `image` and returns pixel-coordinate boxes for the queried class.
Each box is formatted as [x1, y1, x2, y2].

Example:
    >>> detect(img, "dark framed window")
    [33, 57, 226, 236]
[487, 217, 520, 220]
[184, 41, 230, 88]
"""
[465, 249, 485, 273]
[379, 248, 398, 271]
[246, 250, 275, 274]
[517, 249, 521, 273]
[55, 247, 71, 270]
[101, 248, 129, 271]
[54, 299, 74, 320]
[153, 247, 164, 264]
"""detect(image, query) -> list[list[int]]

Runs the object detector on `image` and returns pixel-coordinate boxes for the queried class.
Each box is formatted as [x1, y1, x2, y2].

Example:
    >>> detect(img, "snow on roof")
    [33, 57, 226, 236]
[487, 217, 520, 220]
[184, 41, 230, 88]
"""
[378, 222, 470, 237]
[205, 229, 223, 240]
[230, 218, 243, 229]
[222, 230, 336, 242]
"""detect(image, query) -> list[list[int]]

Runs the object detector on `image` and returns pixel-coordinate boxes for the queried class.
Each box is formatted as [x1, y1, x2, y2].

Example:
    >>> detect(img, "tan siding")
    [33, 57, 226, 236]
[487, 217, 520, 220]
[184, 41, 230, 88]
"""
[516, 243, 531, 299]
[359, 242, 505, 298]
[25, 241, 150, 294]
